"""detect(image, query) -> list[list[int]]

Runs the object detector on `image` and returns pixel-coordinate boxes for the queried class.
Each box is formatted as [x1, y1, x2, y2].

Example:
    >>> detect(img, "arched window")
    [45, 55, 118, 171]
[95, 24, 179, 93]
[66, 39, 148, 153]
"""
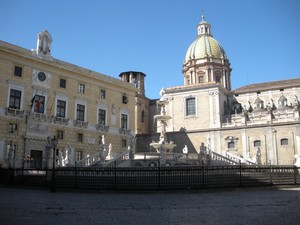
[198, 75, 204, 83]
[254, 140, 261, 147]
[280, 138, 288, 146]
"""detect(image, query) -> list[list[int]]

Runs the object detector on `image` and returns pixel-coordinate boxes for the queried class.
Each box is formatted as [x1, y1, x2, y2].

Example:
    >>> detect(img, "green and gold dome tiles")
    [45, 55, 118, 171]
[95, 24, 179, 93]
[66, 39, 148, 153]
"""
[184, 35, 226, 63]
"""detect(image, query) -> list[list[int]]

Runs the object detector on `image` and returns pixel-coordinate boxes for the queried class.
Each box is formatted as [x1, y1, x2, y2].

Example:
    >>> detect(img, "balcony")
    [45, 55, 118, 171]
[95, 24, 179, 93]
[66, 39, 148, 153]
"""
[96, 124, 109, 132]
[54, 116, 69, 125]
[74, 120, 88, 128]
[30, 112, 53, 122]
[5, 107, 24, 118]
[119, 128, 131, 135]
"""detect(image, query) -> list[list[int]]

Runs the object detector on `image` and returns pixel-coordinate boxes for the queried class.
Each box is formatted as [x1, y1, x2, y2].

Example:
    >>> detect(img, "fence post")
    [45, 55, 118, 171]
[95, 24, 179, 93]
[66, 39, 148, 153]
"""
[75, 161, 77, 189]
[201, 162, 205, 187]
[294, 166, 298, 185]
[158, 160, 161, 190]
[269, 165, 273, 186]
[239, 160, 242, 187]
[114, 161, 117, 190]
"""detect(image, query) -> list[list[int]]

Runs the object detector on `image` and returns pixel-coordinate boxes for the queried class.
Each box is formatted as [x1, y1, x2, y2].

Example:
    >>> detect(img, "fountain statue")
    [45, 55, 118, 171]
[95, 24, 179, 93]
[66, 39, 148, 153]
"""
[149, 89, 176, 166]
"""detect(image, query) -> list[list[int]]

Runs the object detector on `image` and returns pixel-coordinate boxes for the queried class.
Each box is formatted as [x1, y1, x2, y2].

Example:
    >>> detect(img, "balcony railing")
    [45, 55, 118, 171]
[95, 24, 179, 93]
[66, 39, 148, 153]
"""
[30, 112, 53, 122]
[96, 124, 109, 132]
[5, 108, 24, 117]
[54, 116, 69, 125]
[74, 120, 88, 128]
[119, 128, 131, 135]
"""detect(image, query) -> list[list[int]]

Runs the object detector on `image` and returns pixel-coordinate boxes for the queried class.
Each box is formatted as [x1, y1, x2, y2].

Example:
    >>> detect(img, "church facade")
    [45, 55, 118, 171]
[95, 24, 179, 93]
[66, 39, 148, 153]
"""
[138, 16, 300, 165]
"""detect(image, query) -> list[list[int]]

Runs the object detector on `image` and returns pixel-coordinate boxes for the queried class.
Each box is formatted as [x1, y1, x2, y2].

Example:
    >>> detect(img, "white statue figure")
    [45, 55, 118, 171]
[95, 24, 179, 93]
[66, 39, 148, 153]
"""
[99, 135, 106, 162]
[256, 148, 261, 165]
[106, 143, 112, 160]
[86, 154, 90, 166]
[183, 145, 188, 154]
[7, 143, 14, 168]
[65, 143, 74, 166]
[199, 143, 207, 163]
[206, 134, 211, 154]
[159, 87, 165, 100]
[58, 149, 64, 167]
[294, 154, 300, 167]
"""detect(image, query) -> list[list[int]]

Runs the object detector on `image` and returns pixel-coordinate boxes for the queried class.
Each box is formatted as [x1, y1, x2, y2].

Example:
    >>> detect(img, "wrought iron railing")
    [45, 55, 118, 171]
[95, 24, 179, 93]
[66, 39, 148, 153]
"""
[1, 165, 299, 191]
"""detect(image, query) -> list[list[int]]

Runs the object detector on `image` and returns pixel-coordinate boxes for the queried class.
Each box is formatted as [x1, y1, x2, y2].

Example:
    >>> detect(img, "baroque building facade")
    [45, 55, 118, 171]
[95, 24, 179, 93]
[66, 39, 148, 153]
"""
[1, 16, 299, 168]
[137, 16, 300, 166]
[0, 30, 136, 168]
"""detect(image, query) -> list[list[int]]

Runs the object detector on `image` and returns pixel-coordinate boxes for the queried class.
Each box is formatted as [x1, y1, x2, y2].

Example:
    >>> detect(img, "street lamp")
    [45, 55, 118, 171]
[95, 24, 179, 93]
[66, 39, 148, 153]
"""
[51, 136, 58, 192]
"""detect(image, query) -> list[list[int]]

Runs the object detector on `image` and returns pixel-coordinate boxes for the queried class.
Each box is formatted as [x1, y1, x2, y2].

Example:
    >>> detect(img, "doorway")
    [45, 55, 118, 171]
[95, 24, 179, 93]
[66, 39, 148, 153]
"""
[30, 150, 43, 169]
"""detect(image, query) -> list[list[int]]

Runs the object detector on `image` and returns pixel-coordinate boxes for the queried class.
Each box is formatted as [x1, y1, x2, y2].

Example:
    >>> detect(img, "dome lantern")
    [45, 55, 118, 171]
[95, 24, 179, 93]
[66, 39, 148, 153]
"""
[197, 15, 211, 36]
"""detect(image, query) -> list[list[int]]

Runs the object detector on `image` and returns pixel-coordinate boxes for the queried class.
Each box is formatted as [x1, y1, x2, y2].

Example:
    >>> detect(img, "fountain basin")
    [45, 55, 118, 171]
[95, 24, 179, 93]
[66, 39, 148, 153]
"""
[154, 115, 171, 122]
[149, 142, 177, 153]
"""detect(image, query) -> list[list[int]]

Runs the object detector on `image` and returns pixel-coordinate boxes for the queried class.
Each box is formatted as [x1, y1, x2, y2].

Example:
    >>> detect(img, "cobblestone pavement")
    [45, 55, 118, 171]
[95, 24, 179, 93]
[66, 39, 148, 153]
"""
[0, 186, 300, 225]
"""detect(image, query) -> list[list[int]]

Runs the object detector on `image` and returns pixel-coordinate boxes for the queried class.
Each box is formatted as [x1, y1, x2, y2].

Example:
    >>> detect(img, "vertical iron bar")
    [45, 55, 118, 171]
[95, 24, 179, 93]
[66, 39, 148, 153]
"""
[114, 161, 117, 190]
[239, 160, 242, 187]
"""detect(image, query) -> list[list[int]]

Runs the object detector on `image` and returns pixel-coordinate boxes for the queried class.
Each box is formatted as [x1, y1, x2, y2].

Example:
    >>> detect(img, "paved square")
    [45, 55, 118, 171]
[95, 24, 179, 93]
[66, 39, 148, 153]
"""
[0, 186, 300, 225]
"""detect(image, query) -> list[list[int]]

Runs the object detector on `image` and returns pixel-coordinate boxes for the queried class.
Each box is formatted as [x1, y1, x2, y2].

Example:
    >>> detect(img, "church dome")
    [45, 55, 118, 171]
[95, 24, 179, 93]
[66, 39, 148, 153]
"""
[184, 16, 227, 64]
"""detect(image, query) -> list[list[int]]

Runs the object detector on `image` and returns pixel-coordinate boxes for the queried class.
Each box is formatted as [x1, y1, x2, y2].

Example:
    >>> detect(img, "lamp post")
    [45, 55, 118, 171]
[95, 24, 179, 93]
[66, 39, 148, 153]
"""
[51, 136, 58, 192]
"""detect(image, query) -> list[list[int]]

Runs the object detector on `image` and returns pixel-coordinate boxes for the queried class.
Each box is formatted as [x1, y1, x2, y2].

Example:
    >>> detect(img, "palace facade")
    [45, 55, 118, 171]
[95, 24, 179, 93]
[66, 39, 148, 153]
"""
[0, 31, 137, 168]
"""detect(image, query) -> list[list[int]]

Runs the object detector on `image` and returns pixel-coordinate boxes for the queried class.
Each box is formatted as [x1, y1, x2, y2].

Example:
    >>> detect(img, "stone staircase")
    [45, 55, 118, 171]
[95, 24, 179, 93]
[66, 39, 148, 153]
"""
[76, 149, 131, 168]
[210, 150, 256, 166]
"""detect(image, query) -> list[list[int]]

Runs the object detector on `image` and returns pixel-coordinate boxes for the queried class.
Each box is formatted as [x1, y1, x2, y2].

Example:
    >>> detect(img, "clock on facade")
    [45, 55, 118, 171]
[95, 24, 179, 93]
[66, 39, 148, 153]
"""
[38, 71, 46, 81]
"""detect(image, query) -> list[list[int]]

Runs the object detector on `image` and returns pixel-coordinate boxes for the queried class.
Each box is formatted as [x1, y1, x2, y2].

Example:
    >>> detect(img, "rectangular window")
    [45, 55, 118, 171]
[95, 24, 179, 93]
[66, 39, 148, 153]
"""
[122, 95, 128, 104]
[9, 89, 22, 109]
[56, 100, 66, 118]
[98, 109, 106, 125]
[186, 97, 196, 116]
[100, 89, 106, 99]
[33, 95, 45, 113]
[141, 110, 145, 123]
[14, 66, 22, 77]
[60, 79, 66, 88]
[8, 123, 18, 133]
[57, 130, 64, 140]
[78, 84, 85, 93]
[76, 104, 85, 121]
[281, 138, 288, 146]
[122, 139, 127, 147]
[76, 151, 83, 161]
[254, 140, 261, 147]
[77, 133, 83, 142]
[121, 114, 128, 129]
[228, 142, 235, 149]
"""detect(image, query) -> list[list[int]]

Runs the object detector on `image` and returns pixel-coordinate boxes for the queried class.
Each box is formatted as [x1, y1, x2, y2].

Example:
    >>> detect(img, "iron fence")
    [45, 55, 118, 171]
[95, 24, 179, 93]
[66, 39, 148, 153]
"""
[0, 165, 299, 191]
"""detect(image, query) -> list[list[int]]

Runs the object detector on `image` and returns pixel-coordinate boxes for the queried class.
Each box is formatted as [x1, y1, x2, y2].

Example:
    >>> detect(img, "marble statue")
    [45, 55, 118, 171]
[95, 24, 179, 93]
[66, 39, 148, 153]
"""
[7, 144, 14, 168]
[65, 143, 74, 166]
[182, 145, 188, 154]
[199, 142, 207, 163]
[99, 135, 106, 162]
[159, 87, 165, 100]
[294, 154, 300, 167]
[106, 143, 112, 160]
[58, 149, 64, 167]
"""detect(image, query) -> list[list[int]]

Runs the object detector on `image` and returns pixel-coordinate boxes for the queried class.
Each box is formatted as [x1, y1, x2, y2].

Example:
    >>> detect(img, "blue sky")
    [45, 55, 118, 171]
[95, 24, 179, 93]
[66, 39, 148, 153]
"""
[1, 0, 300, 99]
